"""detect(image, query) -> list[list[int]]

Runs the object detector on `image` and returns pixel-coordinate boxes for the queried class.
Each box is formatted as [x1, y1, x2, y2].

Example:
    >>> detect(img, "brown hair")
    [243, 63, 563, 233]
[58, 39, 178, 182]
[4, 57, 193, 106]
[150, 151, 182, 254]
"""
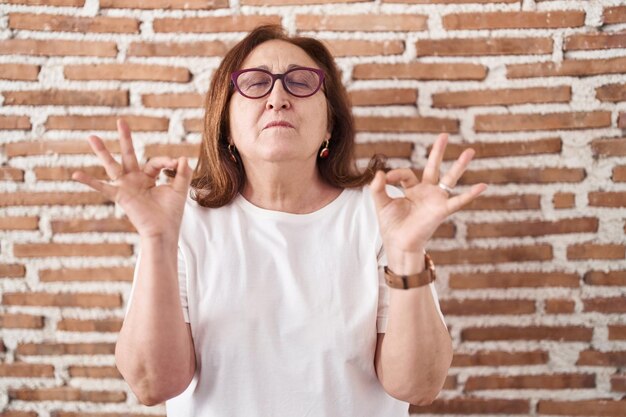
[189, 24, 386, 207]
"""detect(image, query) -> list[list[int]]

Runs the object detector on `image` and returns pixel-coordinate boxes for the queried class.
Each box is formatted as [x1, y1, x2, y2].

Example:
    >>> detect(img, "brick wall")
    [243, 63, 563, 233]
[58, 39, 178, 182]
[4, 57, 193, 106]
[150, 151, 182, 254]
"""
[0, 0, 625, 416]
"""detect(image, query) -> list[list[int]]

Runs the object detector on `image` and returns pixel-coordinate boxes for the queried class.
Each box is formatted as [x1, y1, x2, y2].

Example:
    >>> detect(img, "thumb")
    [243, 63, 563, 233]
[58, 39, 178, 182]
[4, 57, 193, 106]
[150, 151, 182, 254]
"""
[172, 156, 191, 195]
[370, 170, 392, 213]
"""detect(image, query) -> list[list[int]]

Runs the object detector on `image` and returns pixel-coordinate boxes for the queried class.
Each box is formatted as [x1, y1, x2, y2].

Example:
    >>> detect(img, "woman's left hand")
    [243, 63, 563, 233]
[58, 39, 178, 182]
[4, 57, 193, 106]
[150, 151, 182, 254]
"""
[370, 133, 488, 255]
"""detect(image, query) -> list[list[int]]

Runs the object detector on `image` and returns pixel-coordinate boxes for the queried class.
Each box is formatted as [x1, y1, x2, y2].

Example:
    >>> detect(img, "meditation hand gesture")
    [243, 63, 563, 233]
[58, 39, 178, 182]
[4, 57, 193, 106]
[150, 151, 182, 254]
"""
[370, 133, 487, 258]
[71, 119, 193, 241]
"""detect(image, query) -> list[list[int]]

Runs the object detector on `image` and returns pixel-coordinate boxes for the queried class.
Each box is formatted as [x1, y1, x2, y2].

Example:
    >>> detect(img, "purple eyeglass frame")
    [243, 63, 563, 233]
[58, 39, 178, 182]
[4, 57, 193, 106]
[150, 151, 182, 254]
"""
[230, 66, 326, 99]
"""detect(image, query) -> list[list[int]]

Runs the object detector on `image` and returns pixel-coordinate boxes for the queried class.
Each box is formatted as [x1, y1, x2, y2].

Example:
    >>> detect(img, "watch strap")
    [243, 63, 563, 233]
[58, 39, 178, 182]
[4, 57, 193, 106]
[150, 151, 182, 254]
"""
[383, 252, 436, 289]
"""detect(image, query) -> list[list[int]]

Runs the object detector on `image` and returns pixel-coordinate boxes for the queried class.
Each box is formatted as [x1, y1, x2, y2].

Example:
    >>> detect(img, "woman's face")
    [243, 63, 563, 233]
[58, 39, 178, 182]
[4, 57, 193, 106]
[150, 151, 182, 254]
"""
[228, 39, 331, 166]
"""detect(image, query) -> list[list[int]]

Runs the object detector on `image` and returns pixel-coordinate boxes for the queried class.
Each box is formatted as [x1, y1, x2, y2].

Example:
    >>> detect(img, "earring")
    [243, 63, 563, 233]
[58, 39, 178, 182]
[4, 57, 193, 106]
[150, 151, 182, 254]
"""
[228, 143, 238, 163]
[319, 139, 330, 159]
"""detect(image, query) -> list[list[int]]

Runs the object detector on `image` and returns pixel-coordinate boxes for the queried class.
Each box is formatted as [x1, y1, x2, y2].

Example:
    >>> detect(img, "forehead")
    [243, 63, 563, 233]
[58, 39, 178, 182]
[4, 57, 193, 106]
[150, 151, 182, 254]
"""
[240, 39, 320, 71]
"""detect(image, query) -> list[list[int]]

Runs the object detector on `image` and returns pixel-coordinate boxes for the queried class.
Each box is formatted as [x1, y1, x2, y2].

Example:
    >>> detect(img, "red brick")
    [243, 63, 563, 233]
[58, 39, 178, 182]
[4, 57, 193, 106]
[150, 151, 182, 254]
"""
[0, 263, 27, 278]
[467, 217, 597, 239]
[68, 365, 122, 378]
[597, 84, 626, 102]
[611, 373, 626, 392]
[5, 0, 84, 4]
[101, 0, 228, 8]
[538, 399, 626, 416]
[57, 318, 122, 332]
[9, 387, 125, 402]
[584, 270, 626, 286]
[567, 244, 625, 260]
[0, 116, 31, 130]
[459, 167, 585, 184]
[51, 217, 134, 233]
[296, 14, 427, 31]
[609, 326, 626, 340]
[13, 242, 132, 258]
[545, 299, 575, 314]
[432, 86, 570, 108]
[3, 90, 128, 107]
[143, 143, 199, 159]
[6, 139, 121, 157]
[620, 113, 626, 129]
[128, 41, 229, 57]
[246, 0, 374, 4]
[430, 244, 552, 265]
[604, 137, 626, 162]
[465, 194, 541, 211]
[565, 31, 626, 51]
[612, 166, 626, 182]
[508, 57, 626, 78]
[583, 297, 626, 313]
[441, 299, 535, 316]
[417, 37, 552, 56]
[408, 398, 529, 414]
[589, 192, 626, 207]
[0, 362, 54, 377]
[45, 115, 168, 131]
[35, 166, 106, 182]
[142, 93, 204, 108]
[353, 62, 487, 81]
[348, 89, 417, 106]
[463, 326, 593, 342]
[0, 167, 24, 181]
[0, 314, 44, 329]
[475, 111, 611, 132]
[385, 0, 518, 2]
[452, 350, 548, 367]
[0, 191, 109, 207]
[8, 13, 139, 33]
[0, 39, 116, 57]
[64, 64, 190, 82]
[450, 271, 579, 289]
[40, 266, 133, 282]
[17, 342, 115, 356]
[153, 15, 281, 33]
[0, 63, 39, 80]
[355, 116, 458, 133]
[0, 410, 38, 417]
[553, 192, 575, 209]
[577, 350, 626, 367]
[3, 292, 121, 308]
[466, 373, 594, 391]
[443, 11, 585, 30]
[604, 6, 626, 24]
[323, 39, 404, 57]
[355, 141, 413, 159]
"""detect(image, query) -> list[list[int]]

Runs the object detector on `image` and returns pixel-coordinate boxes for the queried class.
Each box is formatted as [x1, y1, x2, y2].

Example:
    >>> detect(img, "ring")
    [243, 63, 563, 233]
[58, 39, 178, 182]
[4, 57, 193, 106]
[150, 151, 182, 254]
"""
[438, 181, 454, 195]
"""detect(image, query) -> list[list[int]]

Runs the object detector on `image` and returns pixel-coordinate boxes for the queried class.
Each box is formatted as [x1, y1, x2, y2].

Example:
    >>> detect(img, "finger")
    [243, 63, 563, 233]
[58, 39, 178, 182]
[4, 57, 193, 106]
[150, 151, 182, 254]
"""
[143, 156, 178, 178]
[370, 170, 393, 213]
[71, 169, 117, 200]
[439, 147, 475, 188]
[172, 156, 192, 195]
[117, 119, 140, 173]
[384, 168, 419, 189]
[87, 134, 123, 180]
[446, 183, 488, 214]
[422, 133, 448, 184]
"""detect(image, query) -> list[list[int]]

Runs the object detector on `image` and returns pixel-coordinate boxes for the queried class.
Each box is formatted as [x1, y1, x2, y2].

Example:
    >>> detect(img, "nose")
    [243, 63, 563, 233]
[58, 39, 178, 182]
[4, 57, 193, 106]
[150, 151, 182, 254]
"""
[265, 78, 291, 111]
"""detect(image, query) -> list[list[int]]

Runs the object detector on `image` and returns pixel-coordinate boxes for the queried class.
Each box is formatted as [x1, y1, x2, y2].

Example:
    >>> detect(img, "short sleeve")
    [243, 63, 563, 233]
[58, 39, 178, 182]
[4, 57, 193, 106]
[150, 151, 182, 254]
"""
[124, 245, 190, 324]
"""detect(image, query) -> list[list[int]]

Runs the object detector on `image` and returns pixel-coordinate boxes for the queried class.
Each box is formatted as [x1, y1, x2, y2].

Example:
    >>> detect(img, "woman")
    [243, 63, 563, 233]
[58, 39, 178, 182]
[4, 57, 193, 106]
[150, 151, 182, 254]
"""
[72, 24, 486, 417]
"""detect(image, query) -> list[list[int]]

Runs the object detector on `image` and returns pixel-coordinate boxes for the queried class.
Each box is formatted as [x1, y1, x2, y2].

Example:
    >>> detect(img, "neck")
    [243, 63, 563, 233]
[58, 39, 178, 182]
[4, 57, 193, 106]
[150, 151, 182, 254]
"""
[240, 159, 341, 214]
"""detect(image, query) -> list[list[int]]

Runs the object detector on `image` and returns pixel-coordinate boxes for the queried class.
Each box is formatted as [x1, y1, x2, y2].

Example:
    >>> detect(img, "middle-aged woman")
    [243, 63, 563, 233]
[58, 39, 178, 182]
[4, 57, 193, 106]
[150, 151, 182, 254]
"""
[72, 24, 486, 416]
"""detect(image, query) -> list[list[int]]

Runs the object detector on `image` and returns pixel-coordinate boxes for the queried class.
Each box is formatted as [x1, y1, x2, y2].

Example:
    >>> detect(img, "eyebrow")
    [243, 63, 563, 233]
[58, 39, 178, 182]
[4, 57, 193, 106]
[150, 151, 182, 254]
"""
[255, 64, 304, 71]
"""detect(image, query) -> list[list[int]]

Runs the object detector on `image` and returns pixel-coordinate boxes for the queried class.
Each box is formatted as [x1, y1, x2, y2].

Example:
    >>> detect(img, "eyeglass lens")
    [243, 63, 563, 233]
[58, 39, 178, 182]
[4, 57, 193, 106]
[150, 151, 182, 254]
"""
[236, 69, 321, 98]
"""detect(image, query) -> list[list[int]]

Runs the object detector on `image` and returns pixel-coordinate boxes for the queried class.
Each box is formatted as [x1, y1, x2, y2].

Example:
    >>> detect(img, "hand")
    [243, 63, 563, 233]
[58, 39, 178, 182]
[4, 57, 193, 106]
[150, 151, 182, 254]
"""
[71, 119, 192, 241]
[370, 133, 487, 255]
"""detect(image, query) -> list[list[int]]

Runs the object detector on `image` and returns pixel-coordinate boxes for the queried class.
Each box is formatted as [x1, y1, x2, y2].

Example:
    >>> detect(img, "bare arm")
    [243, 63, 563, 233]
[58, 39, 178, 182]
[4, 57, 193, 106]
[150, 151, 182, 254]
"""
[115, 235, 196, 406]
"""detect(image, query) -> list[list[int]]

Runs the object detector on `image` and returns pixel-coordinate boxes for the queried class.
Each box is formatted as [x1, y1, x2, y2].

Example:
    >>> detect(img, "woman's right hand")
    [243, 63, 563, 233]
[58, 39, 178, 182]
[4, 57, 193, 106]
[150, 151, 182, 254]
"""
[71, 118, 192, 241]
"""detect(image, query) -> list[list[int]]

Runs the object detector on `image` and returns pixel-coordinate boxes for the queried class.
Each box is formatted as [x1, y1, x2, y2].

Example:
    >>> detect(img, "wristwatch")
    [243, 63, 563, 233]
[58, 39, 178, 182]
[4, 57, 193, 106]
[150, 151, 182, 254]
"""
[383, 252, 436, 289]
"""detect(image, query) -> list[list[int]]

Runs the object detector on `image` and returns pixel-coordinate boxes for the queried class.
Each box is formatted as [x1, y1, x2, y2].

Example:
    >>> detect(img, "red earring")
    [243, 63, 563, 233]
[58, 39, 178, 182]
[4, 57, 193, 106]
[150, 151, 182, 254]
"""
[228, 143, 238, 163]
[319, 140, 330, 159]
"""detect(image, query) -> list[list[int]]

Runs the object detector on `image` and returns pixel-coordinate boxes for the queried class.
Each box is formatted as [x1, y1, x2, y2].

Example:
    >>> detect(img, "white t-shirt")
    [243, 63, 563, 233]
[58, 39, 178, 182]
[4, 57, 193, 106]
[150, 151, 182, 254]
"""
[127, 184, 446, 416]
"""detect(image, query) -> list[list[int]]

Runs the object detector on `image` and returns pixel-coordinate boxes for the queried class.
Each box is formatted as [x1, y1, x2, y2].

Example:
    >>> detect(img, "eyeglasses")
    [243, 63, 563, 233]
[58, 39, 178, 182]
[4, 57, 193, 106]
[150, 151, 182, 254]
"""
[231, 66, 325, 99]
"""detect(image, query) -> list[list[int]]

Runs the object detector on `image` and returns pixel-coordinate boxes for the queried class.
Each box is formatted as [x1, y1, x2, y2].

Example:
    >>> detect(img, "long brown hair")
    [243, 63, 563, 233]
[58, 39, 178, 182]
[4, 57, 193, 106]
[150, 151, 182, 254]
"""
[189, 24, 386, 207]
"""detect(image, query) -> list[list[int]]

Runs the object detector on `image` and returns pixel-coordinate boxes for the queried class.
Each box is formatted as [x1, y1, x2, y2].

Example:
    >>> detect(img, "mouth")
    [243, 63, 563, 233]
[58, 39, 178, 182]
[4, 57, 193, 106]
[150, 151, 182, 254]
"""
[264, 121, 295, 129]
